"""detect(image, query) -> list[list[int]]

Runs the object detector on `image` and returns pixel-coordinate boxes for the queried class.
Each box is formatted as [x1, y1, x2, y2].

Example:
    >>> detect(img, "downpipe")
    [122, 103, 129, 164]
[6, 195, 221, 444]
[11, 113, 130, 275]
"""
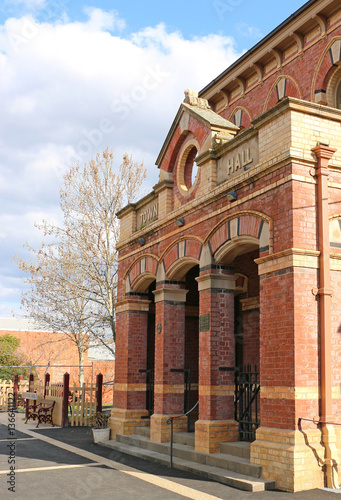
[312, 143, 338, 489]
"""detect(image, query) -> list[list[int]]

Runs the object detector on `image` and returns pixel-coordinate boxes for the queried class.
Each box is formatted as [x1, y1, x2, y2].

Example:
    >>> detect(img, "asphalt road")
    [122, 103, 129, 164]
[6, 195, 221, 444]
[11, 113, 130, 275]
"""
[0, 411, 339, 500]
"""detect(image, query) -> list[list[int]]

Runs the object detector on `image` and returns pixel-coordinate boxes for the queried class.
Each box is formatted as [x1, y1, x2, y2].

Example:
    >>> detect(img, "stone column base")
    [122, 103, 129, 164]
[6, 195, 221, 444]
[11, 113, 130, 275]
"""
[150, 413, 187, 443]
[109, 408, 149, 440]
[251, 427, 333, 492]
[195, 419, 238, 453]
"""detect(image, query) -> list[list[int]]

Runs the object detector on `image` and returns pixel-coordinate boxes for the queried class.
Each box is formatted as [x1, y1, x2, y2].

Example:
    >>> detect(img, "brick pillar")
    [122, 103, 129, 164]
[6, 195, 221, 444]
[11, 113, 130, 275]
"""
[194, 271, 238, 453]
[150, 284, 188, 442]
[110, 296, 151, 439]
[251, 254, 323, 492]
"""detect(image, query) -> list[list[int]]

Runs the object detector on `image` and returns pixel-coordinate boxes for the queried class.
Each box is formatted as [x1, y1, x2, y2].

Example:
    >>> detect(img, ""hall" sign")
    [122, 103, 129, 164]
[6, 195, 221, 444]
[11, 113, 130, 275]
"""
[217, 135, 259, 184]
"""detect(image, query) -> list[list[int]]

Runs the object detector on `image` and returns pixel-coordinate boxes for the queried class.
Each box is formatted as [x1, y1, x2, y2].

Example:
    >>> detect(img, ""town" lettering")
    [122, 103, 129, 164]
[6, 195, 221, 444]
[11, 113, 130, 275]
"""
[140, 203, 158, 226]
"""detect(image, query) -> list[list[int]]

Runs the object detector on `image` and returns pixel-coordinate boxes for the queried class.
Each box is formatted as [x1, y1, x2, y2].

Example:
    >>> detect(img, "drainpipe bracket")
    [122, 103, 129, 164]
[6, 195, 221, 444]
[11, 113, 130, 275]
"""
[318, 287, 333, 297]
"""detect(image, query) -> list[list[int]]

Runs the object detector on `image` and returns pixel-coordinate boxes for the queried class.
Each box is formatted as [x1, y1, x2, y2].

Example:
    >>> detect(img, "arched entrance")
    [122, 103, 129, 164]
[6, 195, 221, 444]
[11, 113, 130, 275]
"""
[195, 213, 270, 453]
[122, 256, 158, 420]
[217, 245, 260, 442]
[163, 254, 200, 432]
[149, 239, 201, 441]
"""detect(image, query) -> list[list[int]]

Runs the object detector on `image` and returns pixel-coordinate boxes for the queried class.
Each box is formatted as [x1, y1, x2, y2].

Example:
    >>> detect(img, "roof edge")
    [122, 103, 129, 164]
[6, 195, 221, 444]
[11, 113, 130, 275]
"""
[198, 0, 320, 97]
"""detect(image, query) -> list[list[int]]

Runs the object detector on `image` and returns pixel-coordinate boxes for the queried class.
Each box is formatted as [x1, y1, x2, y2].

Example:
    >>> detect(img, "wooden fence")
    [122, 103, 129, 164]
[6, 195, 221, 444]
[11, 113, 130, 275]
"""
[1, 372, 103, 426]
[0, 377, 29, 411]
[68, 382, 97, 427]
[28, 372, 103, 427]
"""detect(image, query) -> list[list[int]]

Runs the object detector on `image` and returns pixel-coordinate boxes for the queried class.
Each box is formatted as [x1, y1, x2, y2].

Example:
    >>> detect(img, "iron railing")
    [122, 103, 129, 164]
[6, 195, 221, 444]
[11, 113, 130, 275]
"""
[166, 401, 199, 467]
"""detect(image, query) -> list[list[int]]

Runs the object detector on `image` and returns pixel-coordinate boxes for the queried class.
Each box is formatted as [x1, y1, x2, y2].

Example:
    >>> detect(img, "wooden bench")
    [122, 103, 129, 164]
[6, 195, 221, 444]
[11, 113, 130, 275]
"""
[25, 399, 55, 428]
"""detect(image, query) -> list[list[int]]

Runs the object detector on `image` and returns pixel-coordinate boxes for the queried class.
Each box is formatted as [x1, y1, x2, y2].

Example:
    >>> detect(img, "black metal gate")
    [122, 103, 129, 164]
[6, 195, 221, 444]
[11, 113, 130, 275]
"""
[235, 364, 260, 441]
[219, 364, 260, 442]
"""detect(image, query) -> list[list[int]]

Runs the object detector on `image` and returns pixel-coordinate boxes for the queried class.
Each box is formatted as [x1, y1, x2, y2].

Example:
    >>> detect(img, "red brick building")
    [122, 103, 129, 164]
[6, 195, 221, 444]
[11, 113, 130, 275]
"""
[0, 318, 115, 392]
[110, 0, 341, 491]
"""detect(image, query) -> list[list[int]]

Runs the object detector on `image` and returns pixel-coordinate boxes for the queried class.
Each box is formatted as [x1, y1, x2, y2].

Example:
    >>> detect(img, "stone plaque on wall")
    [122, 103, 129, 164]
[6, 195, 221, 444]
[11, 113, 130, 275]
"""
[199, 314, 210, 332]
[217, 135, 259, 184]
[136, 199, 158, 230]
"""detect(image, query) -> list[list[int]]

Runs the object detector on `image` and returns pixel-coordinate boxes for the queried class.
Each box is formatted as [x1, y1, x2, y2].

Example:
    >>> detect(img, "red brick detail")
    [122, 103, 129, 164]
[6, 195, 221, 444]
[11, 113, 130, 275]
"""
[114, 306, 149, 410]
[239, 215, 262, 239]
[159, 125, 183, 173]
[162, 238, 202, 274]
[154, 292, 186, 414]
[332, 269, 341, 419]
[215, 28, 341, 127]
[260, 266, 319, 430]
[285, 78, 302, 99]
[127, 256, 158, 289]
[185, 239, 202, 260]
[163, 245, 179, 274]
[243, 309, 260, 367]
[315, 51, 334, 90]
[209, 214, 265, 255]
[159, 110, 212, 175]
[265, 77, 302, 112]
[209, 222, 230, 255]
[188, 115, 211, 147]
[228, 107, 252, 129]
[266, 89, 278, 111]
[198, 274, 235, 421]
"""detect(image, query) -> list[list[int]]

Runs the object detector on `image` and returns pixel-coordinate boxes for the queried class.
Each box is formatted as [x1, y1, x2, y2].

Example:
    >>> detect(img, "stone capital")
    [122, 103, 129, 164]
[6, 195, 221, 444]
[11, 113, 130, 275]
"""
[196, 273, 237, 292]
[153, 287, 188, 303]
[115, 298, 151, 314]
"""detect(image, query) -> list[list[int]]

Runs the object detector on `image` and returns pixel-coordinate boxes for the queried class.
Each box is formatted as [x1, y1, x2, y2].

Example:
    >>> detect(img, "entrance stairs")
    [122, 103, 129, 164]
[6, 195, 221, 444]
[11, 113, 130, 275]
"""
[101, 427, 276, 492]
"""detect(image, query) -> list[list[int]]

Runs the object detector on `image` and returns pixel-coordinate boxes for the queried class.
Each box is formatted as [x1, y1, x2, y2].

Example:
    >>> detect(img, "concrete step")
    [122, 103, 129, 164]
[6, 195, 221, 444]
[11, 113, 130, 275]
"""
[134, 426, 150, 438]
[101, 439, 275, 493]
[173, 432, 195, 447]
[116, 433, 264, 480]
[220, 441, 251, 459]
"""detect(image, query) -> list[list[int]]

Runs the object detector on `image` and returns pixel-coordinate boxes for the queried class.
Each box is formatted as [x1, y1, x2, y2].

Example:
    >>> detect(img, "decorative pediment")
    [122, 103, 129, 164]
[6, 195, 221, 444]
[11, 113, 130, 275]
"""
[156, 89, 239, 171]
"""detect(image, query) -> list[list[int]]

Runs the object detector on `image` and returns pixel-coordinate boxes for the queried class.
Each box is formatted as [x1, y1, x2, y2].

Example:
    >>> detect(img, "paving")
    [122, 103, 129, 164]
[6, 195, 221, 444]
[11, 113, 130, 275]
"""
[0, 411, 339, 499]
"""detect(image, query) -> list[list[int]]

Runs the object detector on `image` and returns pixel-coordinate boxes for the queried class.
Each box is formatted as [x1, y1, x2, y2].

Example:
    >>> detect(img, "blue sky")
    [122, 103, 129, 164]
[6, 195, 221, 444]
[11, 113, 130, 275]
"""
[0, 0, 306, 48]
[0, 0, 308, 317]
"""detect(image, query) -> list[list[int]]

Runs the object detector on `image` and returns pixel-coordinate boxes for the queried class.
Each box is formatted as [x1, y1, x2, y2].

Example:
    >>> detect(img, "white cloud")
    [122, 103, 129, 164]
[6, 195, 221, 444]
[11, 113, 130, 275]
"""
[0, 8, 242, 316]
[83, 7, 126, 32]
[7, 0, 47, 9]
[236, 23, 262, 39]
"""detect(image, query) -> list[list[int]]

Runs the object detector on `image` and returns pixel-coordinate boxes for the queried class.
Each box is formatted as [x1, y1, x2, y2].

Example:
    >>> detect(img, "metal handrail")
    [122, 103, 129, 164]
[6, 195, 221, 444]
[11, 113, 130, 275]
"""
[166, 401, 199, 467]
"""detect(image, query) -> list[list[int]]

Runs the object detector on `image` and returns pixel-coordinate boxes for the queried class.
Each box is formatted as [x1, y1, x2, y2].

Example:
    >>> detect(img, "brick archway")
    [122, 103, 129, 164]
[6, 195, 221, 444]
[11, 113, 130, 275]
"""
[160, 237, 203, 280]
[124, 254, 158, 293]
[312, 37, 341, 103]
[204, 212, 271, 265]
[264, 75, 302, 113]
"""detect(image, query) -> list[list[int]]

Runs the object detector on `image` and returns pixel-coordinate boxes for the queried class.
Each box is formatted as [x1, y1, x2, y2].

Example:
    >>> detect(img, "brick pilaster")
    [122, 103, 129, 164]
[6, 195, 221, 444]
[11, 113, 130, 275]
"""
[195, 271, 238, 452]
[150, 284, 188, 442]
[110, 296, 150, 439]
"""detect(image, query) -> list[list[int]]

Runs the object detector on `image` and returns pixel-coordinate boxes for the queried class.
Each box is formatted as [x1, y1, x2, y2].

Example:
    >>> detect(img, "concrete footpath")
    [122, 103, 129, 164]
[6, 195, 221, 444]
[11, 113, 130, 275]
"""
[0, 411, 339, 499]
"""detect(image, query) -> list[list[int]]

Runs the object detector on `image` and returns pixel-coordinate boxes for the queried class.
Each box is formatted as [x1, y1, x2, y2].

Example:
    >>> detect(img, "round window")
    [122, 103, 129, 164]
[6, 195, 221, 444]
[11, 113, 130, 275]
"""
[177, 141, 200, 196]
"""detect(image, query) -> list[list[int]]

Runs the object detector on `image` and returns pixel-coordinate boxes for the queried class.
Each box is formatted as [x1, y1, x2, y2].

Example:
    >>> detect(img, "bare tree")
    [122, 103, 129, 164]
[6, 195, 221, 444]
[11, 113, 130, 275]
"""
[15, 148, 146, 383]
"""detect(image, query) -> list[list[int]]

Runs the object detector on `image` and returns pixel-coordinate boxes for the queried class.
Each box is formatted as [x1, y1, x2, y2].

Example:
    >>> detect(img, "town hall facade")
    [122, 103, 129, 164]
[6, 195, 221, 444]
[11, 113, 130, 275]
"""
[110, 0, 341, 492]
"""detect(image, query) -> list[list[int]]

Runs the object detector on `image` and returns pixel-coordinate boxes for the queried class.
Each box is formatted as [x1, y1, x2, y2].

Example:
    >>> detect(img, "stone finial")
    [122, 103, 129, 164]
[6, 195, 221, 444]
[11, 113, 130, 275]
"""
[184, 89, 211, 110]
